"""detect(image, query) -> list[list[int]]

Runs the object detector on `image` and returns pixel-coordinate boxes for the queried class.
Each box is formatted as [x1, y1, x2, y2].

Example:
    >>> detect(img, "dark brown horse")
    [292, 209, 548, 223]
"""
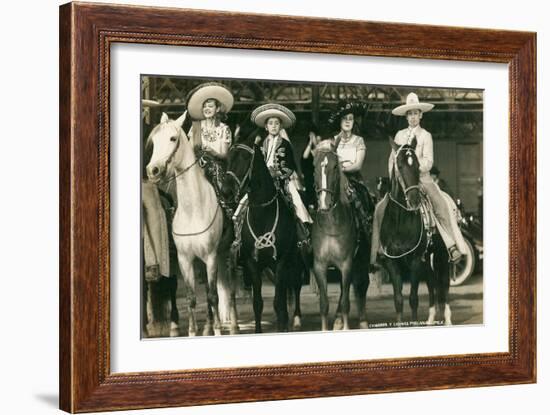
[380, 137, 452, 325]
[221, 125, 305, 333]
[311, 142, 370, 330]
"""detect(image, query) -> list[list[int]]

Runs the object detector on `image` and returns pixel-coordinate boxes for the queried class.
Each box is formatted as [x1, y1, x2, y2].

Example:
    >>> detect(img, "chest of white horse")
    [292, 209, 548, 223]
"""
[172, 209, 223, 260]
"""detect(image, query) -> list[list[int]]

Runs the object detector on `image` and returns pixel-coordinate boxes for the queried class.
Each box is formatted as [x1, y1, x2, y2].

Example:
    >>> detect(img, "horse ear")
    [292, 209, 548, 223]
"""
[410, 137, 418, 149]
[174, 110, 187, 128]
[389, 135, 398, 152]
[160, 112, 169, 124]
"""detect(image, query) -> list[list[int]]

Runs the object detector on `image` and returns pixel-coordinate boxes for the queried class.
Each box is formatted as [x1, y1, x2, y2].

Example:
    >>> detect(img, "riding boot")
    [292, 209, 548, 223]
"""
[346, 185, 371, 242]
[295, 221, 311, 276]
[296, 220, 310, 248]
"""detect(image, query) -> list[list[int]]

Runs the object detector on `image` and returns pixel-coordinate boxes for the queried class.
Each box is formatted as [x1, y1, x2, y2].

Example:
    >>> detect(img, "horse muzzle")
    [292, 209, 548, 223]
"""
[146, 163, 164, 184]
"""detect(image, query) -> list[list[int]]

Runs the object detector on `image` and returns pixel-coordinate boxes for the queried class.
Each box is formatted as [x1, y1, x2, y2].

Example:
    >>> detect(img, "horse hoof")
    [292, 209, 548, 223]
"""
[214, 328, 222, 336]
[444, 304, 452, 326]
[170, 322, 180, 337]
[359, 321, 369, 330]
[292, 316, 302, 331]
[333, 318, 344, 331]
[202, 325, 213, 336]
[146, 325, 158, 338]
[188, 330, 196, 337]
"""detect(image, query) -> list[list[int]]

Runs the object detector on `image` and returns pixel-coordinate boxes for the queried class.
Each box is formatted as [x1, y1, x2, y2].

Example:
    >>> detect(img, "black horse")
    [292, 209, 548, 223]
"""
[379, 137, 452, 325]
[221, 125, 305, 333]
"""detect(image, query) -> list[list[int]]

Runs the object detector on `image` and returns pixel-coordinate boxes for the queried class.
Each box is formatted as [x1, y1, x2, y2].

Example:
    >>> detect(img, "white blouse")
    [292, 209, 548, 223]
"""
[189, 120, 232, 156]
[335, 134, 366, 166]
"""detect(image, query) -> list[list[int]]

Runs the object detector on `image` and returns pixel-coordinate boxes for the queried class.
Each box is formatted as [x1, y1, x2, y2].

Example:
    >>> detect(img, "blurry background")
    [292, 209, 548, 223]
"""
[142, 77, 483, 213]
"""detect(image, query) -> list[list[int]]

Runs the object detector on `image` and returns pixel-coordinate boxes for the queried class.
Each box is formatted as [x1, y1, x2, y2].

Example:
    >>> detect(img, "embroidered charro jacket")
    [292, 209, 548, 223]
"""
[261, 135, 297, 183]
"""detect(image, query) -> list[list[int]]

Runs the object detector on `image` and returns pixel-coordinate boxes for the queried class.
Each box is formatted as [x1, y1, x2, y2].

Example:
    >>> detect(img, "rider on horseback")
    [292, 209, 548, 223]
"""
[370, 92, 468, 269]
[186, 82, 235, 219]
[327, 100, 374, 241]
[250, 103, 313, 249]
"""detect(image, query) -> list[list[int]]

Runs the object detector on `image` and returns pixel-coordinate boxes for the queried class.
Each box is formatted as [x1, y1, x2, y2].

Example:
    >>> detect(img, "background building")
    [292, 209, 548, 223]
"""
[142, 76, 483, 213]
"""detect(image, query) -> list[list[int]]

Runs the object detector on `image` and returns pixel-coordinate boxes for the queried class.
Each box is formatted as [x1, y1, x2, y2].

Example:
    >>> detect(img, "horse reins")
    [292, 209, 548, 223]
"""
[226, 143, 255, 202]
[390, 145, 423, 212]
[229, 142, 280, 260]
[151, 128, 200, 185]
[381, 144, 427, 258]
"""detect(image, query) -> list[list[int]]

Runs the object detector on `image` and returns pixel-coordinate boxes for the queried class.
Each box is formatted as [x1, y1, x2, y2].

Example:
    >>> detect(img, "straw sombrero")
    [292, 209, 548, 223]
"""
[141, 99, 160, 108]
[392, 92, 434, 116]
[186, 82, 234, 120]
[250, 103, 296, 129]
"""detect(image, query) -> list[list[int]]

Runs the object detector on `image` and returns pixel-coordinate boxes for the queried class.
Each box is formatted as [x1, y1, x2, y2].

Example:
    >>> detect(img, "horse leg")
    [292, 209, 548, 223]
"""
[228, 263, 240, 335]
[409, 262, 422, 323]
[442, 262, 452, 326]
[333, 278, 344, 330]
[425, 264, 437, 325]
[247, 260, 263, 333]
[178, 256, 198, 336]
[202, 291, 214, 336]
[217, 253, 240, 335]
[167, 276, 180, 337]
[336, 260, 353, 330]
[145, 280, 172, 337]
[205, 255, 223, 336]
[274, 261, 290, 332]
[292, 258, 303, 331]
[313, 260, 329, 331]
[145, 281, 159, 337]
[353, 265, 370, 330]
[387, 261, 404, 323]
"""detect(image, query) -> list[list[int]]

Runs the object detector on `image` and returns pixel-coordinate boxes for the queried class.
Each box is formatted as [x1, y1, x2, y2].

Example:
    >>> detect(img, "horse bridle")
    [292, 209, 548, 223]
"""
[391, 145, 423, 211]
[226, 143, 256, 201]
[150, 126, 200, 184]
[314, 149, 340, 212]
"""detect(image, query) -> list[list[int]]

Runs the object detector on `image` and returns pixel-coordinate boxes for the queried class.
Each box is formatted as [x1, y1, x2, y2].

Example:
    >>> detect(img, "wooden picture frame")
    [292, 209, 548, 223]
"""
[59, 2, 536, 412]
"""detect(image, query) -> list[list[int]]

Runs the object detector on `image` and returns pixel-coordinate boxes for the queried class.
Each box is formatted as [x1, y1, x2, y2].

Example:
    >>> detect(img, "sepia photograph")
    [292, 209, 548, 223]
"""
[141, 76, 484, 338]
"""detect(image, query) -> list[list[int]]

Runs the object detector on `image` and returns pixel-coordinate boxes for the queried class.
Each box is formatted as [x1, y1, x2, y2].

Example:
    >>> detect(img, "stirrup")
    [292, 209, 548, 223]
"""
[448, 246, 462, 264]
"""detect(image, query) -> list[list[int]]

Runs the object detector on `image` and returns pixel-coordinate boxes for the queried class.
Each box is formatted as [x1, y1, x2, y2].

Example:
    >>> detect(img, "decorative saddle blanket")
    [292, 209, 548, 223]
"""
[419, 190, 460, 234]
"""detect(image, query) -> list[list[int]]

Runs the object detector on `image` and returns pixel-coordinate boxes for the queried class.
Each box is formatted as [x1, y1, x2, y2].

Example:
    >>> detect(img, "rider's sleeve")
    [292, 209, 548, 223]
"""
[280, 141, 296, 181]
[418, 131, 434, 173]
[218, 124, 232, 158]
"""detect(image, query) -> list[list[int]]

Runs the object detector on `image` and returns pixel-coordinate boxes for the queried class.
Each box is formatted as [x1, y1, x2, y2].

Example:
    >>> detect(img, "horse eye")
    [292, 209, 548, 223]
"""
[170, 136, 177, 142]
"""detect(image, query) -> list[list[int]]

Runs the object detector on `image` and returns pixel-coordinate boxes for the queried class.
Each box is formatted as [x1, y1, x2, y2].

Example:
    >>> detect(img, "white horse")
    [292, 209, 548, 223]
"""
[146, 112, 239, 336]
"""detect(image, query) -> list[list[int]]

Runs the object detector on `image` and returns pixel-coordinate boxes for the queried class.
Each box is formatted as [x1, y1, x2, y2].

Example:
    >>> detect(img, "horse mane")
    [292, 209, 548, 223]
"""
[339, 169, 350, 206]
[144, 123, 163, 154]
[314, 141, 350, 206]
[236, 119, 262, 147]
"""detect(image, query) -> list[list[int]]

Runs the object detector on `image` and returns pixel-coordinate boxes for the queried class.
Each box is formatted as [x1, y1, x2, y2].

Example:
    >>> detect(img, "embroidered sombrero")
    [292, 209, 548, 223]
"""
[392, 92, 434, 116]
[186, 82, 234, 120]
[251, 103, 296, 129]
[327, 100, 366, 127]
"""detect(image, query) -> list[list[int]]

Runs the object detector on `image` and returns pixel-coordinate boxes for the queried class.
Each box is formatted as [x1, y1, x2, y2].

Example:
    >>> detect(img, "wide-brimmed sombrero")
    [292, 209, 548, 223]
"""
[251, 103, 296, 129]
[186, 82, 234, 120]
[392, 92, 434, 116]
[141, 99, 160, 107]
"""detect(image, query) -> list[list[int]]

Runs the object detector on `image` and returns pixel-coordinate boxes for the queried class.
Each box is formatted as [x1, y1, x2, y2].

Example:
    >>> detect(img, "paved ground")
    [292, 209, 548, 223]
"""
[158, 270, 483, 337]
